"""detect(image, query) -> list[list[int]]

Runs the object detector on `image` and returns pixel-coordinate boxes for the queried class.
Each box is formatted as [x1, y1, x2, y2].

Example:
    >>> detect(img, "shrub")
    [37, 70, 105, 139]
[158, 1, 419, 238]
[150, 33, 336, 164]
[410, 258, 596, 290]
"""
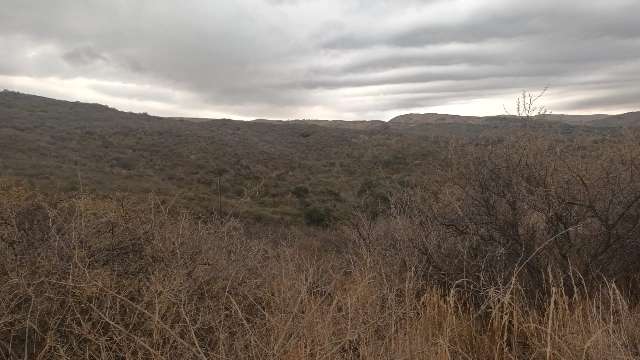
[426, 131, 640, 297]
[1, 179, 640, 359]
[292, 185, 310, 199]
[357, 178, 376, 197]
[304, 205, 335, 227]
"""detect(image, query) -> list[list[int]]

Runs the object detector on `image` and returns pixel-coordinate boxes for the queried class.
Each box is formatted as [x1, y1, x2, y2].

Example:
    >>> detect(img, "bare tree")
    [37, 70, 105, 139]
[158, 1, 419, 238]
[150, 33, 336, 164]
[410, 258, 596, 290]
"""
[504, 85, 551, 120]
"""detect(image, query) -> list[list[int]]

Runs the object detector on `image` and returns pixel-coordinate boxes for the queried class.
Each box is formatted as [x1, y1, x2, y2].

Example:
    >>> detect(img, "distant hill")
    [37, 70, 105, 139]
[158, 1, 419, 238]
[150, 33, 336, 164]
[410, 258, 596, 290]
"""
[1, 89, 636, 221]
[0, 90, 443, 223]
[287, 119, 389, 131]
[168, 116, 230, 122]
[586, 112, 640, 127]
[389, 111, 640, 127]
[147, 107, 638, 130]
[253, 119, 391, 131]
[542, 114, 611, 123]
[389, 113, 486, 124]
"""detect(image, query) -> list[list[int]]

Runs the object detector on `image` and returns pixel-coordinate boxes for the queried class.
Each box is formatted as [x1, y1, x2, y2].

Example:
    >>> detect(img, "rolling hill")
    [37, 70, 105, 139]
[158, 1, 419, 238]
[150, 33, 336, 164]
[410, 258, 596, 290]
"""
[586, 111, 640, 127]
[0, 89, 634, 222]
[0, 90, 441, 222]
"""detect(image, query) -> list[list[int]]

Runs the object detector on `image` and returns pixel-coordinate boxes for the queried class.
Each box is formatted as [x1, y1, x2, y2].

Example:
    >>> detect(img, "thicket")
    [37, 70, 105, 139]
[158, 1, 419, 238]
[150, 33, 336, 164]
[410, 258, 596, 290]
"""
[0, 91, 442, 223]
[1, 129, 639, 359]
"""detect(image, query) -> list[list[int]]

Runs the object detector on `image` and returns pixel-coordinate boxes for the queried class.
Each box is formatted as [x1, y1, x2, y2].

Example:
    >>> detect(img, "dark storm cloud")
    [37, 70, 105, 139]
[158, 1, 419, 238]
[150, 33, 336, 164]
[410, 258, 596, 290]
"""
[0, 0, 639, 119]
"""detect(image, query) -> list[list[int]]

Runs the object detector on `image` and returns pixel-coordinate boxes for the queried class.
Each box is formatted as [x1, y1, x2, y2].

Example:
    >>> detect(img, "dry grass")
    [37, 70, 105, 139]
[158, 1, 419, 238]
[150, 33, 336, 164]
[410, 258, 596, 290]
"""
[1, 184, 639, 359]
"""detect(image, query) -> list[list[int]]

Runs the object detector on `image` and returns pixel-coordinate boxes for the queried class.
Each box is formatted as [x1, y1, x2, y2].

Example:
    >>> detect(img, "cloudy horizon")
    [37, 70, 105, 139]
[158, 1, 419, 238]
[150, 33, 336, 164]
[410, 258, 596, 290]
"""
[1, 0, 639, 120]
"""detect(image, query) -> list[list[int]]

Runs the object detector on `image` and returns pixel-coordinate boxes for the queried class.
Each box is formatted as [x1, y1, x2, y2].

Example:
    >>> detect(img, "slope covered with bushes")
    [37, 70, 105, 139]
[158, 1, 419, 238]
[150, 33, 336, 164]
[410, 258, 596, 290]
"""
[1, 124, 640, 358]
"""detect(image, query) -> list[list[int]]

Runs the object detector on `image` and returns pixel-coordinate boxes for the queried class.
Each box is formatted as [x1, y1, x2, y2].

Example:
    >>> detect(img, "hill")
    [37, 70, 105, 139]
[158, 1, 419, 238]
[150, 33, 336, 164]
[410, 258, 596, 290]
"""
[0, 90, 441, 223]
[390, 112, 619, 125]
[389, 113, 486, 124]
[0, 90, 631, 222]
[587, 111, 640, 127]
[542, 113, 611, 123]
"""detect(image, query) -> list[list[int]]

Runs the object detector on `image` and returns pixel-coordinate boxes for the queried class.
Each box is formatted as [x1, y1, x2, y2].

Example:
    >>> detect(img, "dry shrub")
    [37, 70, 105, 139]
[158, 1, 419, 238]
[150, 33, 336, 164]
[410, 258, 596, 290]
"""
[398, 130, 640, 300]
[0, 182, 638, 359]
[1, 129, 640, 359]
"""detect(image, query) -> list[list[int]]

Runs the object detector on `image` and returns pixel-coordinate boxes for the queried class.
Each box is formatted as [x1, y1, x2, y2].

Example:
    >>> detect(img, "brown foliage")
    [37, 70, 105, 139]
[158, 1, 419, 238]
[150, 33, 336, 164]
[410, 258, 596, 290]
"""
[420, 131, 640, 300]
[1, 167, 640, 358]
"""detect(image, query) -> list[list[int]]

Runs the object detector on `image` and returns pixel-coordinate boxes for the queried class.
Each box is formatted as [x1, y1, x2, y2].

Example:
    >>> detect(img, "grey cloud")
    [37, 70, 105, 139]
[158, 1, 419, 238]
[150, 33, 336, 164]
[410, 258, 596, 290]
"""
[321, 1, 640, 50]
[264, 0, 301, 4]
[293, 62, 571, 90]
[87, 82, 177, 104]
[347, 92, 467, 113]
[0, 0, 639, 119]
[62, 45, 108, 66]
[560, 86, 640, 112]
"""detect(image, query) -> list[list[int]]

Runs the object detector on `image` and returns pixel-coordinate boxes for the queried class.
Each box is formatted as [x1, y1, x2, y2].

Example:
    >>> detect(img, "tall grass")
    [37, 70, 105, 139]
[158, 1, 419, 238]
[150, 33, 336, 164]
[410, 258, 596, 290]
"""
[1, 182, 639, 359]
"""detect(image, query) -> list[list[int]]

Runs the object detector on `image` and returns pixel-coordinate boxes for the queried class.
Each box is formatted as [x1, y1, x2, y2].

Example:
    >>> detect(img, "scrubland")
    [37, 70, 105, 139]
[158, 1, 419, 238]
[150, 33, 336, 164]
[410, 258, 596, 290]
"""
[2, 120, 640, 358]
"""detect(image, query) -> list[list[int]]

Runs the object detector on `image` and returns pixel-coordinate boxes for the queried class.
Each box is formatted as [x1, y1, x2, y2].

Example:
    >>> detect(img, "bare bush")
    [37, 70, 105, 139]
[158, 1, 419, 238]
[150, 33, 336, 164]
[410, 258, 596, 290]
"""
[401, 130, 640, 300]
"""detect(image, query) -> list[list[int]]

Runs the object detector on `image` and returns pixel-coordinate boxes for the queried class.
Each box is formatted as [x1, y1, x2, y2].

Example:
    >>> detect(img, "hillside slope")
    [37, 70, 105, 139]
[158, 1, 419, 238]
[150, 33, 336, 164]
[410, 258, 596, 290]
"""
[587, 111, 640, 127]
[389, 113, 486, 124]
[0, 91, 439, 222]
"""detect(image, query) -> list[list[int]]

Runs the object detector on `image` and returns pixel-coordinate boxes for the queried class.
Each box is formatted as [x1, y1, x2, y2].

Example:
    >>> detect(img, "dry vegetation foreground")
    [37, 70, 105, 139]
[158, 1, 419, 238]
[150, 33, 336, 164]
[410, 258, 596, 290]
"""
[2, 130, 640, 359]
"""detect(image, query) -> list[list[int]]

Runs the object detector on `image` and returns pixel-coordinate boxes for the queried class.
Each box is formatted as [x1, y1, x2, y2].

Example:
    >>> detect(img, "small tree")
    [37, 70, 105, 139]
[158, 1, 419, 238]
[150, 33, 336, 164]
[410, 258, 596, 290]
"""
[504, 85, 550, 120]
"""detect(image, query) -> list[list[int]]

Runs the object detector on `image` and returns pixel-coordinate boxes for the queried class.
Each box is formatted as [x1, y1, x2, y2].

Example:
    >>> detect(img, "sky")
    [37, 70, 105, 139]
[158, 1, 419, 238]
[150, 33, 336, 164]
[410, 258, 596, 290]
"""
[1, 0, 639, 120]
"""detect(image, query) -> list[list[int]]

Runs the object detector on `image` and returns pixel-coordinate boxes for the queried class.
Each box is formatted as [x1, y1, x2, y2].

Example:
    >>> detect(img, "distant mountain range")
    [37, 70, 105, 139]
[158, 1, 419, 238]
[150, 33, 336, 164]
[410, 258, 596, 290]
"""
[179, 110, 640, 130]
[388, 112, 640, 127]
[2, 89, 639, 129]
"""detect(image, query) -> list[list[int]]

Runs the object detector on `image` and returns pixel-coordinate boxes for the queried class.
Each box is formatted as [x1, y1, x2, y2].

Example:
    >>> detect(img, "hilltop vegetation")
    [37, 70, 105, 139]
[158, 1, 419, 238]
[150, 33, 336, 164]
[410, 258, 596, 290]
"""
[0, 90, 444, 223]
[1, 90, 640, 359]
[0, 90, 622, 223]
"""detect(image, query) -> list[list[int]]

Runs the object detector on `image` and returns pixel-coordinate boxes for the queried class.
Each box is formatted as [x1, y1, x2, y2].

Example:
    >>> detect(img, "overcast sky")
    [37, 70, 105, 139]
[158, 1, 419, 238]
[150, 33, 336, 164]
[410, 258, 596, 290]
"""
[1, 0, 639, 120]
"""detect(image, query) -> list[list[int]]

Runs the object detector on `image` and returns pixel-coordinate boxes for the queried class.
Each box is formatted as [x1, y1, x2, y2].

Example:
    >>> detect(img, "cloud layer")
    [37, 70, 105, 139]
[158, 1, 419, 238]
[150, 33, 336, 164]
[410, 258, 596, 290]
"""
[1, 0, 639, 119]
